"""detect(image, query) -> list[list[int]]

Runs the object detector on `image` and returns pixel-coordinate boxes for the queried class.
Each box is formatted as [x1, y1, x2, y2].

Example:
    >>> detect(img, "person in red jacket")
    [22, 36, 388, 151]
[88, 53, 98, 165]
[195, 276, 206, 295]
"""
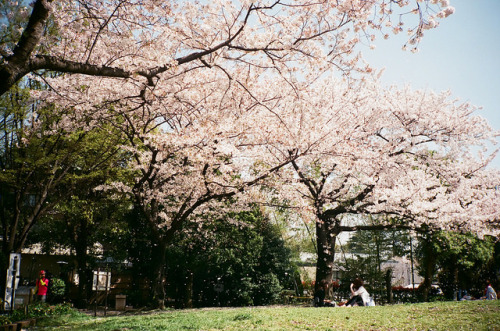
[36, 270, 49, 302]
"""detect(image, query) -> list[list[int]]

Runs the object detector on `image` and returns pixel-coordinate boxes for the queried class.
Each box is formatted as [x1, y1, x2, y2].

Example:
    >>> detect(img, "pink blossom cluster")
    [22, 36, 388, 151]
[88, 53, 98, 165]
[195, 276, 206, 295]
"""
[27, 1, 500, 239]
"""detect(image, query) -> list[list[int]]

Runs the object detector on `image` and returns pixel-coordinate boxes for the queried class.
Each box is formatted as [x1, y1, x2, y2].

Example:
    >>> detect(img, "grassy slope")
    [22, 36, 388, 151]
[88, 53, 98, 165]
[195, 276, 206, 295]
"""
[37, 301, 500, 330]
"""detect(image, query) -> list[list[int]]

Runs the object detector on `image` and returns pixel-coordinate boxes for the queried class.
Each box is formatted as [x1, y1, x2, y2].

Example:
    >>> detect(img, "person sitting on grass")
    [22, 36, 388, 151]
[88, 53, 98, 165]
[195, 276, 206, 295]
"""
[343, 278, 370, 307]
[482, 281, 498, 300]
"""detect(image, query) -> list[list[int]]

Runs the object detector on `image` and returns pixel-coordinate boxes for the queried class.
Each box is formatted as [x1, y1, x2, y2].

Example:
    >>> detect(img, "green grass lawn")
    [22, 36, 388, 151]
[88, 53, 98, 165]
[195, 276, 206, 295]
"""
[36, 300, 500, 330]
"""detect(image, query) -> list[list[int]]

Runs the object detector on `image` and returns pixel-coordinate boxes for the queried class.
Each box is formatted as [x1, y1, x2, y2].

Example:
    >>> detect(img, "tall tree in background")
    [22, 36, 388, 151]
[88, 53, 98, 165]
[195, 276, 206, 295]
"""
[268, 78, 500, 289]
[341, 221, 412, 302]
[29, 142, 131, 309]
[0, 80, 126, 292]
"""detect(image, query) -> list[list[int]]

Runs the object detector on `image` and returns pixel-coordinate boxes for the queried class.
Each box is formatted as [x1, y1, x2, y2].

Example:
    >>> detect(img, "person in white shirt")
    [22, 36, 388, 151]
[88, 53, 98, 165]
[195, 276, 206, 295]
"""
[345, 278, 370, 307]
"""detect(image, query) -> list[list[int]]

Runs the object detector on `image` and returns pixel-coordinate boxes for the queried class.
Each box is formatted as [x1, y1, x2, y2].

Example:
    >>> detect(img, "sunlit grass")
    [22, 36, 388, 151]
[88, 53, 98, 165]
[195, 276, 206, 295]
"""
[36, 300, 500, 330]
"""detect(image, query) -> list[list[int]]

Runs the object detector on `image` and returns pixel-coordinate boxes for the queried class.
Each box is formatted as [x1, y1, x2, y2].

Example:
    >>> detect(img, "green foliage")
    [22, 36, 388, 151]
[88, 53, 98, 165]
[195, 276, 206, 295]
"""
[252, 273, 282, 305]
[164, 207, 298, 307]
[346, 222, 411, 260]
[8, 303, 74, 323]
[416, 231, 495, 299]
[0, 78, 130, 279]
[0, 315, 12, 325]
[50, 277, 66, 299]
[0, 78, 131, 307]
[10, 308, 27, 322]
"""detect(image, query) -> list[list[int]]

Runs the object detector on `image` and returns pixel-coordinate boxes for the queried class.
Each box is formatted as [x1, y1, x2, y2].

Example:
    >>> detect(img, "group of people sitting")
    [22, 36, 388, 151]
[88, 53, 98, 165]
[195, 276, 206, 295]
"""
[314, 277, 374, 307]
[314, 278, 498, 307]
[460, 281, 498, 301]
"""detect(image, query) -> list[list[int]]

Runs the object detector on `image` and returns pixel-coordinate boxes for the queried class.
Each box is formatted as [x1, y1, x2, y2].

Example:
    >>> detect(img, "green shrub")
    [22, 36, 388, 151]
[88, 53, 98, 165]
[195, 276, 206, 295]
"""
[50, 278, 66, 302]
[8, 302, 74, 323]
[52, 302, 73, 314]
[253, 273, 282, 305]
[0, 315, 12, 325]
[28, 303, 53, 318]
[10, 309, 28, 322]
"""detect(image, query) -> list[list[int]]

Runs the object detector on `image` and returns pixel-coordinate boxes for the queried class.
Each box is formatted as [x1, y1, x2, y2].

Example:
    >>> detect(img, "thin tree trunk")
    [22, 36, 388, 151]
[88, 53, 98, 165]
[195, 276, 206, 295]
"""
[385, 268, 393, 304]
[183, 269, 194, 308]
[150, 240, 167, 309]
[74, 219, 90, 308]
[453, 261, 459, 300]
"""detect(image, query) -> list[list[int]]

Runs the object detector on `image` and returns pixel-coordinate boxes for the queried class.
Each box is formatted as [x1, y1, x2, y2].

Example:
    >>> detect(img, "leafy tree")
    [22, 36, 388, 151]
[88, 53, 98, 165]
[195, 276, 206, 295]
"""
[0, 78, 129, 295]
[30, 191, 132, 308]
[164, 207, 297, 307]
[0, 82, 86, 288]
[27, 120, 130, 307]
[416, 231, 495, 300]
[48, 277, 66, 304]
[347, 224, 411, 267]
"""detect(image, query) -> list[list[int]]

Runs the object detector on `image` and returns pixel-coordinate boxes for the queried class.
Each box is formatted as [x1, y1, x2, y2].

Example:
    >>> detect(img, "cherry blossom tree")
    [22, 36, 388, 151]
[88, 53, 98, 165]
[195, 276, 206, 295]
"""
[265, 77, 500, 288]
[1, 0, 459, 306]
[46, 68, 304, 306]
[1, 0, 456, 96]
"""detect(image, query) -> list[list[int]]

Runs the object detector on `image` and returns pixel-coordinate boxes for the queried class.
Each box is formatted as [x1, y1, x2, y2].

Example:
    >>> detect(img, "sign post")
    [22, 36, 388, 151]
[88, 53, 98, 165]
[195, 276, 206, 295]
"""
[92, 269, 111, 316]
[3, 253, 21, 311]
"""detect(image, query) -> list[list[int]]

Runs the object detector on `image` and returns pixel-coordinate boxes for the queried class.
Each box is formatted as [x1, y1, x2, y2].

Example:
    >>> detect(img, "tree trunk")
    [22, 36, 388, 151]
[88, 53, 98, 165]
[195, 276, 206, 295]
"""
[385, 268, 393, 304]
[0, 250, 9, 295]
[453, 261, 459, 300]
[314, 217, 339, 290]
[421, 237, 437, 302]
[150, 240, 167, 309]
[73, 219, 90, 308]
[183, 269, 194, 308]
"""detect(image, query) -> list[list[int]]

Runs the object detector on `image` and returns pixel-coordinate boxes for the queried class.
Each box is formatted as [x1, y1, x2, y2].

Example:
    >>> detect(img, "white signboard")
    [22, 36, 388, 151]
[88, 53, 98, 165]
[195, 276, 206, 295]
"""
[3, 253, 21, 310]
[92, 270, 111, 291]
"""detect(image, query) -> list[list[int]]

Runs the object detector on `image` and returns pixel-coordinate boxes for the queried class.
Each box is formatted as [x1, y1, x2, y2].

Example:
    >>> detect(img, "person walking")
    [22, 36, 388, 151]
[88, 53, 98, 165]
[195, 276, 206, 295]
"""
[36, 270, 49, 302]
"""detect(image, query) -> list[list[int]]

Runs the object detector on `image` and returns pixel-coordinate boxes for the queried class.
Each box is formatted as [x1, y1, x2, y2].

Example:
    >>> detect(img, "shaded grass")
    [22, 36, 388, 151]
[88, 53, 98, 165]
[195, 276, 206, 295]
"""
[36, 300, 500, 330]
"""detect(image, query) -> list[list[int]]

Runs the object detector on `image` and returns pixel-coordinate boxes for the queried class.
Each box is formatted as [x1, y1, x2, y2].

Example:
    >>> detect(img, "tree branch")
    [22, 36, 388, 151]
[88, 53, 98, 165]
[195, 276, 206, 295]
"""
[0, 0, 52, 94]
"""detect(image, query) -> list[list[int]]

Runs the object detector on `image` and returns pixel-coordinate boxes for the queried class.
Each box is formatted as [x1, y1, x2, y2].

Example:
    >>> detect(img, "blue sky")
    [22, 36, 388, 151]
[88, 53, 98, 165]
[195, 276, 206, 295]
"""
[360, 0, 500, 169]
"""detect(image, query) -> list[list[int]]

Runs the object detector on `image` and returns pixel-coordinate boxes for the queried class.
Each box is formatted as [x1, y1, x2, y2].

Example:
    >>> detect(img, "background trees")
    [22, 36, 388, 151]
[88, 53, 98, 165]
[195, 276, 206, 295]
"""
[266, 79, 500, 289]
[164, 207, 296, 308]
[0, 81, 126, 291]
[415, 231, 496, 300]
[340, 224, 412, 301]
[30, 190, 131, 308]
